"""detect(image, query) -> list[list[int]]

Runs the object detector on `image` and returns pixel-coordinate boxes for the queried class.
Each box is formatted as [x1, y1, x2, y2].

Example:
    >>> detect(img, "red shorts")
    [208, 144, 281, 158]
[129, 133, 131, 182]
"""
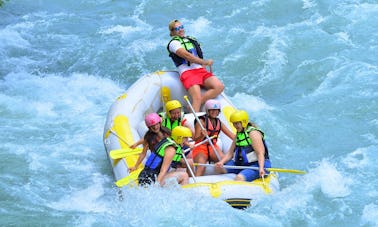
[180, 68, 213, 90]
[192, 143, 220, 160]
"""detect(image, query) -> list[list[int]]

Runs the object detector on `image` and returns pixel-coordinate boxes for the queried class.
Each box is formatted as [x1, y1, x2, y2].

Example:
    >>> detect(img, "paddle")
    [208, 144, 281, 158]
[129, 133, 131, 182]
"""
[180, 135, 216, 182]
[109, 147, 143, 159]
[109, 129, 131, 147]
[194, 163, 306, 174]
[115, 169, 141, 187]
[184, 95, 222, 160]
[114, 136, 215, 187]
[161, 86, 171, 113]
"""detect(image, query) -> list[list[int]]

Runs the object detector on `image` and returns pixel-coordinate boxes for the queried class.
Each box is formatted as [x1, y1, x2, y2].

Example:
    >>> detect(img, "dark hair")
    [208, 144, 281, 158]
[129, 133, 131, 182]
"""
[144, 126, 171, 150]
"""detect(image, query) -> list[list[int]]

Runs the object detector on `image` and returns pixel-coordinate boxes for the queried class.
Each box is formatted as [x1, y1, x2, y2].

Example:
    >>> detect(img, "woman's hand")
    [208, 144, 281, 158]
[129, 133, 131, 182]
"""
[128, 166, 136, 172]
[214, 161, 223, 168]
[259, 166, 266, 177]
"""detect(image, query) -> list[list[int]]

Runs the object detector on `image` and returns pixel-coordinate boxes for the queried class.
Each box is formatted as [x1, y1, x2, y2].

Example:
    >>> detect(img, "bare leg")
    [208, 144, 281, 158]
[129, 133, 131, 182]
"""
[235, 174, 246, 181]
[209, 146, 224, 162]
[187, 84, 202, 112]
[186, 158, 195, 177]
[165, 171, 189, 185]
[177, 172, 189, 185]
[194, 153, 207, 176]
[201, 76, 224, 104]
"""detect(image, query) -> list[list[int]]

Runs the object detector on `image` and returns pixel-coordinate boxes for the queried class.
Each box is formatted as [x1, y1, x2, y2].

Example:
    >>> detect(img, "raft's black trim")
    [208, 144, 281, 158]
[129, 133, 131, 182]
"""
[224, 198, 252, 209]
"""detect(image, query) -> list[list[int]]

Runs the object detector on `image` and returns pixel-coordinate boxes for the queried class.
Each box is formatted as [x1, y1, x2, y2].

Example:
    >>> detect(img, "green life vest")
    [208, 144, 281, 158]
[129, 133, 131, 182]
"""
[144, 137, 183, 170]
[234, 126, 269, 165]
[167, 36, 203, 67]
[155, 137, 183, 163]
[235, 126, 264, 147]
[161, 112, 185, 130]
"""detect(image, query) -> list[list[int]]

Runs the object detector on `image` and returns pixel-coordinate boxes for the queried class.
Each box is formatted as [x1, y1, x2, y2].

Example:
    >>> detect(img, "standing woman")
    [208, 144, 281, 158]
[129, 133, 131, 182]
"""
[215, 110, 271, 181]
[167, 19, 224, 112]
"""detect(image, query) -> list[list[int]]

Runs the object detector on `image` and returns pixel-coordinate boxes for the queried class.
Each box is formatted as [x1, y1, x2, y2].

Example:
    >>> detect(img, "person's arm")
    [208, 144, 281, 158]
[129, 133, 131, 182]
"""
[215, 139, 235, 168]
[192, 119, 206, 141]
[130, 138, 144, 149]
[128, 141, 148, 172]
[157, 146, 175, 186]
[249, 130, 266, 177]
[169, 38, 212, 68]
[220, 121, 235, 140]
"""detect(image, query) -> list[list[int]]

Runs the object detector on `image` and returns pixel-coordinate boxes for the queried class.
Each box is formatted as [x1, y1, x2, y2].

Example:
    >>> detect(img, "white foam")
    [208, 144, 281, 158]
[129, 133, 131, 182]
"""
[230, 92, 274, 112]
[99, 25, 145, 36]
[315, 161, 351, 198]
[184, 17, 211, 37]
[361, 203, 378, 226]
[48, 175, 109, 213]
[302, 0, 317, 9]
[0, 28, 30, 48]
[342, 148, 370, 169]
[284, 159, 351, 199]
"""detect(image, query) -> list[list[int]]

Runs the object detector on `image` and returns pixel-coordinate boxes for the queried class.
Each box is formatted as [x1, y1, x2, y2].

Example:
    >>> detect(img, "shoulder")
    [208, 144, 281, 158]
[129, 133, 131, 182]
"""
[168, 39, 182, 53]
[249, 129, 263, 140]
[164, 145, 176, 155]
[194, 115, 206, 123]
[187, 36, 198, 41]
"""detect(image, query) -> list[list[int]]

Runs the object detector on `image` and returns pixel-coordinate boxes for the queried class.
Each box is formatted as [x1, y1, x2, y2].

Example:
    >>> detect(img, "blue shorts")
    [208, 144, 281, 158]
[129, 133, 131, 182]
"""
[225, 159, 271, 182]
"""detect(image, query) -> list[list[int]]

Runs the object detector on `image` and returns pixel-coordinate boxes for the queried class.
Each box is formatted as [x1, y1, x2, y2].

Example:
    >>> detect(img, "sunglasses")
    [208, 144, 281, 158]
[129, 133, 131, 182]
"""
[174, 25, 184, 31]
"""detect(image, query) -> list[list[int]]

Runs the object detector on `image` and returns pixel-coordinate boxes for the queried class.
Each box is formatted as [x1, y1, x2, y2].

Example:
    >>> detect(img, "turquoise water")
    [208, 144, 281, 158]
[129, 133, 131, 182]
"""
[1, 0, 377, 226]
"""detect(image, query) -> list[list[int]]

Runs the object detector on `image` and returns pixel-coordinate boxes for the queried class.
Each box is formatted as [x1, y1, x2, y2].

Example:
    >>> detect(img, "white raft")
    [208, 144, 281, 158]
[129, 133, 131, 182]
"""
[103, 71, 279, 209]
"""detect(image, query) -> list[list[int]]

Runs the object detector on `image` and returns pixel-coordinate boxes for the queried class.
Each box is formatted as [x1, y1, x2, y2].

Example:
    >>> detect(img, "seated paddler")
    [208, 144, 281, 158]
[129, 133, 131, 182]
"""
[215, 110, 271, 182]
[138, 126, 192, 186]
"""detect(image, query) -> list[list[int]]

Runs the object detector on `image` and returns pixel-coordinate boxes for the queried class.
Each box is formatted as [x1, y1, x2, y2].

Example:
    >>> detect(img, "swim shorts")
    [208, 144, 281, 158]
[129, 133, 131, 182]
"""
[180, 68, 213, 90]
[225, 159, 272, 182]
[192, 143, 220, 160]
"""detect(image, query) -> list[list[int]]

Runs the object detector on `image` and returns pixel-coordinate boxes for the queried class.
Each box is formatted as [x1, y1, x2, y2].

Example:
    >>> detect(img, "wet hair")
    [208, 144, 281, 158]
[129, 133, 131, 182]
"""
[144, 126, 171, 150]
[247, 122, 258, 128]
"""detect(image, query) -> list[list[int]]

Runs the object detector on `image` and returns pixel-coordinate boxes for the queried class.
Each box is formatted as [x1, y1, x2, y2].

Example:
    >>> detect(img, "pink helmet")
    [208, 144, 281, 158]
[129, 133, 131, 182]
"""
[145, 113, 161, 127]
[205, 99, 221, 112]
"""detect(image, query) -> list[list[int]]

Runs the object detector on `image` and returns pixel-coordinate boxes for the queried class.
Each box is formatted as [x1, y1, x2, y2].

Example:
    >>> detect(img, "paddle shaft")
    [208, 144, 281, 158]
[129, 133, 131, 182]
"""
[195, 163, 306, 174]
[110, 129, 131, 147]
[170, 136, 216, 183]
[184, 96, 221, 160]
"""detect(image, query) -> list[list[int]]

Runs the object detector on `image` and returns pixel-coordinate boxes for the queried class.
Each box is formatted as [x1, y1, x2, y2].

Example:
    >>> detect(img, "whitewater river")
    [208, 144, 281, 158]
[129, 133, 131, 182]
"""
[1, 0, 377, 226]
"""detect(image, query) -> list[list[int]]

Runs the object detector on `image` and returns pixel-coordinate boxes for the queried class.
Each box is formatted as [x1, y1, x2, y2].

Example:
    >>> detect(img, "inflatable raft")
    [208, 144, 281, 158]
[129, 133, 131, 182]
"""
[103, 71, 279, 209]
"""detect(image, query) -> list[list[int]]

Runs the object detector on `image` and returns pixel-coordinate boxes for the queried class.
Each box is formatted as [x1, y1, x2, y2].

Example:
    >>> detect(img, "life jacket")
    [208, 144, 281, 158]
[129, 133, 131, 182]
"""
[234, 126, 270, 166]
[195, 115, 221, 144]
[161, 113, 187, 131]
[167, 36, 203, 67]
[144, 137, 183, 171]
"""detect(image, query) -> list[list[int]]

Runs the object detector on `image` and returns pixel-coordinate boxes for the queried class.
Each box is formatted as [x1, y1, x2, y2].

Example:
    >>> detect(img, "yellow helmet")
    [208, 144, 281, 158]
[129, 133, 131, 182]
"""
[230, 110, 249, 128]
[171, 126, 192, 144]
[165, 100, 182, 117]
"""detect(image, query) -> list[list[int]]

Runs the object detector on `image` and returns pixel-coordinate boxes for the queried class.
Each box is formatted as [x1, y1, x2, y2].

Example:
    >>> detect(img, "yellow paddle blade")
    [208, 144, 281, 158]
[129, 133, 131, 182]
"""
[115, 168, 142, 187]
[113, 115, 134, 148]
[222, 106, 237, 133]
[109, 148, 143, 160]
[266, 168, 306, 174]
[161, 86, 171, 104]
